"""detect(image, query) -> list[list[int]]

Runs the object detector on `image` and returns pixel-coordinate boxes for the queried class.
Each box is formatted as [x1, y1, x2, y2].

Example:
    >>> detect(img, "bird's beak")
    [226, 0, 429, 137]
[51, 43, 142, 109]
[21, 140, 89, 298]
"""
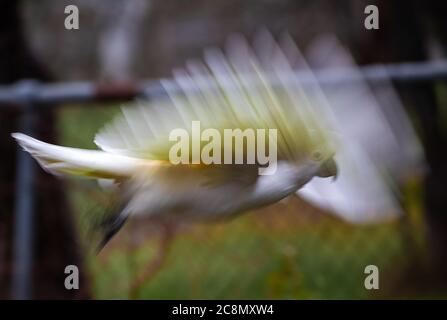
[317, 157, 338, 180]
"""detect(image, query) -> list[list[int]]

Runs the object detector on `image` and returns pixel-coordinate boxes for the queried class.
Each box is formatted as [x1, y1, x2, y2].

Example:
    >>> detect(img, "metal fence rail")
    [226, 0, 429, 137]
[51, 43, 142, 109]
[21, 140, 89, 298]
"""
[2, 60, 447, 106]
[3, 59, 447, 299]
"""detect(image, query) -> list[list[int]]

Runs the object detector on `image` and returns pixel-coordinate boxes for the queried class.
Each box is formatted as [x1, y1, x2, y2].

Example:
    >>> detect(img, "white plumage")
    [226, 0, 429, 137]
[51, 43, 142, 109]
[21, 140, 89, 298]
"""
[12, 32, 422, 247]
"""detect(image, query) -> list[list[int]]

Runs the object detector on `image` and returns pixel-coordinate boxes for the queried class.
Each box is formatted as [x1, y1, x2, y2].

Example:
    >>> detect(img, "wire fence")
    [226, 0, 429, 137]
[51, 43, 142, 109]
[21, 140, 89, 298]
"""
[4, 59, 445, 299]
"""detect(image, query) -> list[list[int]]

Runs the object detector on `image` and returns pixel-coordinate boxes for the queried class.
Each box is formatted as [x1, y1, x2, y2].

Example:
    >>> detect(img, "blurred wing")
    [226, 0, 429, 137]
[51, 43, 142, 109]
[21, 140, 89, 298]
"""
[295, 35, 425, 223]
[94, 35, 336, 164]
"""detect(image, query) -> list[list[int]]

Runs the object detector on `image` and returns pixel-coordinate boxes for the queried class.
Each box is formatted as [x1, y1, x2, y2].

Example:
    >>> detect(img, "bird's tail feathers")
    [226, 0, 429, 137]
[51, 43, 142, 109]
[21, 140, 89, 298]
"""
[12, 133, 141, 179]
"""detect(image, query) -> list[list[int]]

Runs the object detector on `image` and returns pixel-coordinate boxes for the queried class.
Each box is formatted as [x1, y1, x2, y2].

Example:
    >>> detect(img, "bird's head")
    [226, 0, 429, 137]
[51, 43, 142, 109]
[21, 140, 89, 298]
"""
[310, 150, 338, 179]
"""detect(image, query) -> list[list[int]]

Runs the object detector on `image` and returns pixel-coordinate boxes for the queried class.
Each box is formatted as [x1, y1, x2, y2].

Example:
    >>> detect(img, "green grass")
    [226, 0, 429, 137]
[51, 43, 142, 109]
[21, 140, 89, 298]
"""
[87, 216, 413, 299]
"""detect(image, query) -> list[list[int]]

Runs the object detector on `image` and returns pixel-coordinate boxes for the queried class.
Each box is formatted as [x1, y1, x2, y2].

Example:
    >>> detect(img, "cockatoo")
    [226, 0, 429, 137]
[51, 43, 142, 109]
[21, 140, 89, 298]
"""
[12, 33, 422, 249]
[12, 34, 339, 248]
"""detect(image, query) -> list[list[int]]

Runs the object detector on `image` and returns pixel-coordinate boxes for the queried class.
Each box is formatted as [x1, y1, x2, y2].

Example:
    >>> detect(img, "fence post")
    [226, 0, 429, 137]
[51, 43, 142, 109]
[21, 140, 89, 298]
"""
[11, 80, 38, 300]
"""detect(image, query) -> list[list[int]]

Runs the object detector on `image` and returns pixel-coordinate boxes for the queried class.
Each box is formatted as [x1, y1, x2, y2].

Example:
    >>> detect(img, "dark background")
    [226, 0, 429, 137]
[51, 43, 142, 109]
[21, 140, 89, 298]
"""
[1, 0, 446, 299]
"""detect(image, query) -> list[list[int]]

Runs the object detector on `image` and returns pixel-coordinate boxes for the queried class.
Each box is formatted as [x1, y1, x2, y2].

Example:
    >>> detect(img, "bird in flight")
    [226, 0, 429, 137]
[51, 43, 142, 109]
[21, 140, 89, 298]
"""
[12, 32, 422, 249]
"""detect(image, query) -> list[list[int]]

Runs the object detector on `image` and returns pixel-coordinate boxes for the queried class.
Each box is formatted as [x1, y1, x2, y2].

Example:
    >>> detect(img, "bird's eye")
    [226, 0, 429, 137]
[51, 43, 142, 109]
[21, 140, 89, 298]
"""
[312, 151, 322, 161]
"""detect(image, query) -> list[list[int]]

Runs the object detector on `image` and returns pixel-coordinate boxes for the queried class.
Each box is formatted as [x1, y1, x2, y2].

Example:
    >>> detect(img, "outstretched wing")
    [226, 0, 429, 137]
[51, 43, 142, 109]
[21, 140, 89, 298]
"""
[296, 35, 425, 223]
[94, 35, 336, 164]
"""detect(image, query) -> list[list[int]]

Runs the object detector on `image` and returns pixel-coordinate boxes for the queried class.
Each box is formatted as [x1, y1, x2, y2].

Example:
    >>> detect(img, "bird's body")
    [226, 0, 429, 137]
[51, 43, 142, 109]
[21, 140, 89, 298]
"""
[13, 130, 328, 223]
[123, 160, 321, 222]
[13, 129, 333, 249]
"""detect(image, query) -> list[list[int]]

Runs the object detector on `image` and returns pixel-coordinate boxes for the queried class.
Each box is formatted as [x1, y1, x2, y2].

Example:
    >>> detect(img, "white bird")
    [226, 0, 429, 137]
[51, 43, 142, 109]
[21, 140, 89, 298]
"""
[12, 34, 340, 249]
[13, 32, 424, 250]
